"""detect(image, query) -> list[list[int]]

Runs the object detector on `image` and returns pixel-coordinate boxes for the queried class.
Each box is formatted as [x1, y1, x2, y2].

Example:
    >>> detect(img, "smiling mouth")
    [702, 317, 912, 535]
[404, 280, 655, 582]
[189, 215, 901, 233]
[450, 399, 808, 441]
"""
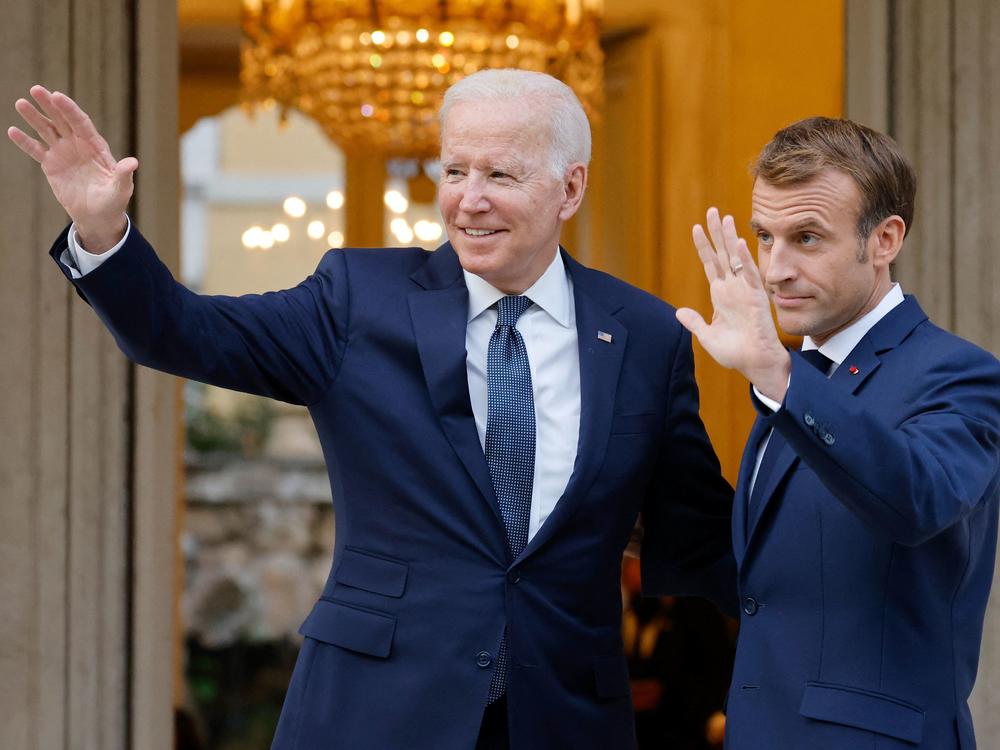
[463, 228, 502, 236]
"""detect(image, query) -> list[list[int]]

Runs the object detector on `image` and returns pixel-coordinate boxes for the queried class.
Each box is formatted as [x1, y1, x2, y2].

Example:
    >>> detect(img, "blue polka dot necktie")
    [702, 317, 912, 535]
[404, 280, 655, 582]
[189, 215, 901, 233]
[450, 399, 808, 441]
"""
[485, 294, 535, 703]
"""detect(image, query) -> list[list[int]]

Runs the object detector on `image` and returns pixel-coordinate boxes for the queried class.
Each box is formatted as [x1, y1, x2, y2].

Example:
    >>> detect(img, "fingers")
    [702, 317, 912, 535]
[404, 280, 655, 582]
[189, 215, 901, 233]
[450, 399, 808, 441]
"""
[49, 90, 117, 169]
[29, 85, 72, 137]
[733, 237, 764, 289]
[7, 126, 47, 163]
[14, 97, 60, 146]
[705, 207, 732, 274]
[692, 223, 724, 281]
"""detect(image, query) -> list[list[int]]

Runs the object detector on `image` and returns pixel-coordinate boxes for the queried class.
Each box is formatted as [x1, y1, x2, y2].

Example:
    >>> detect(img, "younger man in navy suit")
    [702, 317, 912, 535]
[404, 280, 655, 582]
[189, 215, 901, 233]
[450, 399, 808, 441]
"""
[678, 117, 1000, 749]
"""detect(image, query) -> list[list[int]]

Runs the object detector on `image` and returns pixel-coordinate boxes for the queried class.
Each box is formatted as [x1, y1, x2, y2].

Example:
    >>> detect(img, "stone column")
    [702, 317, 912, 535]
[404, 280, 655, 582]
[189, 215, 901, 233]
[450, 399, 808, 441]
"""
[846, 0, 1000, 741]
[0, 2, 178, 749]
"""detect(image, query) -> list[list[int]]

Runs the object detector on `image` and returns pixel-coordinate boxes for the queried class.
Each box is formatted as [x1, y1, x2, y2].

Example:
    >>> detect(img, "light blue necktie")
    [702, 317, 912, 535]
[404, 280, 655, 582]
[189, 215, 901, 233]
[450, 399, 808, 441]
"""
[485, 295, 535, 703]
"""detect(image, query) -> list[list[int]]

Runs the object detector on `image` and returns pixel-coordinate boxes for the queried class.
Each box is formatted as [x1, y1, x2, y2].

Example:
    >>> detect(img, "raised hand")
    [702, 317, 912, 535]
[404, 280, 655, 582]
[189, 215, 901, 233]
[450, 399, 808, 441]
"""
[675, 207, 791, 402]
[8, 85, 136, 252]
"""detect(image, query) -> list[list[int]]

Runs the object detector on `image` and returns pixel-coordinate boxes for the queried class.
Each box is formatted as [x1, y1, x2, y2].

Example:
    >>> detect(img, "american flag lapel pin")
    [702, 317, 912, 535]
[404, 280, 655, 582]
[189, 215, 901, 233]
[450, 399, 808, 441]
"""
[848, 365, 860, 375]
[597, 330, 613, 343]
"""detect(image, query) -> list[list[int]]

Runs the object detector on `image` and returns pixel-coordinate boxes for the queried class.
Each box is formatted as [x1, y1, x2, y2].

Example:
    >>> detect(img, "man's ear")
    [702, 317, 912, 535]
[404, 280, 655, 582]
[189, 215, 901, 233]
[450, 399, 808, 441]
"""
[871, 214, 906, 269]
[558, 163, 588, 222]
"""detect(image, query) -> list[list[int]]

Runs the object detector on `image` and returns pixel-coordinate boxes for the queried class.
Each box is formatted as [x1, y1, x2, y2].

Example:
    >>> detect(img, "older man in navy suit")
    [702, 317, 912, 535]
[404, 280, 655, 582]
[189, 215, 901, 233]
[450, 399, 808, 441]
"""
[9, 70, 734, 749]
[678, 117, 1000, 749]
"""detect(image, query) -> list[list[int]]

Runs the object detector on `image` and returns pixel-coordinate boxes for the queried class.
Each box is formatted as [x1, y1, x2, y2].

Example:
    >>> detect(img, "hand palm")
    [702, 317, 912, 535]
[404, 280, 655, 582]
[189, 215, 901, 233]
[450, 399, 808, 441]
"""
[9, 86, 136, 234]
[43, 132, 126, 225]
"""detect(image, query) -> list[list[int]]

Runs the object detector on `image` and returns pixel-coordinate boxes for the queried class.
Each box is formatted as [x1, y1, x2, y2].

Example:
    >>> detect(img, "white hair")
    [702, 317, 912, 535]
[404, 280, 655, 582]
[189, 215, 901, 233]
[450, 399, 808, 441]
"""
[440, 69, 592, 178]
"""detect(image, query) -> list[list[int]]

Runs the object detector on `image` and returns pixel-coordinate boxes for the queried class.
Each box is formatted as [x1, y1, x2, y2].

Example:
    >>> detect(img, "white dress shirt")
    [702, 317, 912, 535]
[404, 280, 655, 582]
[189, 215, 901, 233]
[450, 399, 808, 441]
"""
[464, 251, 581, 542]
[749, 283, 905, 494]
[64, 226, 582, 543]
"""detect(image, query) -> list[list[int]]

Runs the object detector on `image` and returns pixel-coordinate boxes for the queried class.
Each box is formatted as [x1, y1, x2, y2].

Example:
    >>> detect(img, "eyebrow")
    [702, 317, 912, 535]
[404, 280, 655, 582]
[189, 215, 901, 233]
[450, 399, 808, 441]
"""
[749, 217, 829, 233]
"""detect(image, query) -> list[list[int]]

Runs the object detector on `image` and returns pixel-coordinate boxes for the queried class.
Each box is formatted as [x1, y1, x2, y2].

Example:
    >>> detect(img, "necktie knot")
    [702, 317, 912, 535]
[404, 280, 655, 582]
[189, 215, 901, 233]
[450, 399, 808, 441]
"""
[800, 348, 833, 374]
[496, 295, 532, 328]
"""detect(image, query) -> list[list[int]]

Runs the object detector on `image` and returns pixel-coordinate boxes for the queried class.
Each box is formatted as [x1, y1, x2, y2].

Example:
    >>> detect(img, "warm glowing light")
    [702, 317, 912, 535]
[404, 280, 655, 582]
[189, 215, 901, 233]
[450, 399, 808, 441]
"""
[258, 231, 275, 249]
[506, 34, 520, 49]
[371, 30, 386, 45]
[439, 31, 455, 47]
[384, 189, 409, 214]
[391, 218, 415, 244]
[414, 220, 443, 242]
[431, 53, 447, 68]
[326, 190, 344, 209]
[242, 226, 264, 248]
[307, 220, 326, 239]
[283, 196, 307, 218]
[271, 223, 290, 242]
[370, 54, 382, 68]
[361, 104, 375, 118]
[415, 28, 430, 44]
[327, 230, 345, 247]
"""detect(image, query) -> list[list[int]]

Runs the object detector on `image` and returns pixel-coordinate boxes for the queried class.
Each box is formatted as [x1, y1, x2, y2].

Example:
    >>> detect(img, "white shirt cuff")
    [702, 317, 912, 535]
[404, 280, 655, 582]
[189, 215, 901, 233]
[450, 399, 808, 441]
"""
[60, 217, 132, 279]
[752, 381, 787, 413]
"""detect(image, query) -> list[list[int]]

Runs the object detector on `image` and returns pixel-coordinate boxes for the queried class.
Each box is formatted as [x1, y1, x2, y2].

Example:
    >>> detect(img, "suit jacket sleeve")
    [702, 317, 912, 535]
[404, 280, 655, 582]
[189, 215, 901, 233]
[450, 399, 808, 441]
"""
[772, 348, 1000, 546]
[49, 223, 350, 406]
[640, 330, 738, 616]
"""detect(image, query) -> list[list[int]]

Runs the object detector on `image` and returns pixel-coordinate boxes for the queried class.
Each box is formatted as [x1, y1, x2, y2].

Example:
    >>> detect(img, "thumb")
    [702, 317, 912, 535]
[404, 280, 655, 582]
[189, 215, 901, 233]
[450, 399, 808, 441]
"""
[675, 307, 708, 341]
[114, 156, 138, 180]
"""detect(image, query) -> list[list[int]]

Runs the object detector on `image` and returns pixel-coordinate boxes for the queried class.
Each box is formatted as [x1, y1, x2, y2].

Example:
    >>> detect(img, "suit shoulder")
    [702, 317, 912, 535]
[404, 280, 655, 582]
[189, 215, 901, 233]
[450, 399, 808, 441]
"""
[316, 245, 430, 274]
[573, 264, 685, 347]
[909, 318, 1000, 372]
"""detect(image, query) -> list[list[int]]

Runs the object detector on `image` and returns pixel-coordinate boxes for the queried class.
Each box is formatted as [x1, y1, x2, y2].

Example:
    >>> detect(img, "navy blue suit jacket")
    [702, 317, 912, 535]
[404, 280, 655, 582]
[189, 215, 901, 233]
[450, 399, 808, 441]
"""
[51, 226, 735, 750]
[725, 297, 1000, 750]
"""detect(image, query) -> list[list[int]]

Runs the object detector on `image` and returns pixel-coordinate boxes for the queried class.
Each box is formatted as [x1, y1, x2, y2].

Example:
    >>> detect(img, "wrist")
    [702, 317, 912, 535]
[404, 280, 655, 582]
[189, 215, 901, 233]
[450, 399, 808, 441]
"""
[749, 349, 791, 403]
[75, 215, 127, 254]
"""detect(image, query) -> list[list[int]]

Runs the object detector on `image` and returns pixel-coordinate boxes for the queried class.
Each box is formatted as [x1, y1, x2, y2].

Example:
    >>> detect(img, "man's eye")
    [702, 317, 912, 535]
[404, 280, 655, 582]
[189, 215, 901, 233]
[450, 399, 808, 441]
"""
[800, 233, 818, 245]
[490, 171, 510, 179]
[756, 232, 773, 244]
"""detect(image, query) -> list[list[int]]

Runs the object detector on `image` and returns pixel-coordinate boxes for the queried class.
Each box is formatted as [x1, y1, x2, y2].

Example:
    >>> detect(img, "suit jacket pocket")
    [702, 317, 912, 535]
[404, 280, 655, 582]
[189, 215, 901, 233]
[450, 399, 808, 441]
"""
[299, 598, 396, 658]
[610, 412, 659, 436]
[593, 654, 631, 699]
[799, 681, 924, 744]
[336, 546, 409, 597]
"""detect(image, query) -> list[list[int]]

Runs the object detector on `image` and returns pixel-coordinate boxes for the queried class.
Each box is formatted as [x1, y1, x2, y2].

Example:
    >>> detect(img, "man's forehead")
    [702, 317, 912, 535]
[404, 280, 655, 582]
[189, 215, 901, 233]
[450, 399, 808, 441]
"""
[751, 171, 860, 225]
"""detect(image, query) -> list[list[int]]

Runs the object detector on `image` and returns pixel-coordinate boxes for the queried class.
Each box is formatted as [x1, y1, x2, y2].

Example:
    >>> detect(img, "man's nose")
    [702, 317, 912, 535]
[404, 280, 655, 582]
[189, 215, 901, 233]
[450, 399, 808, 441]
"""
[458, 177, 490, 213]
[763, 241, 796, 284]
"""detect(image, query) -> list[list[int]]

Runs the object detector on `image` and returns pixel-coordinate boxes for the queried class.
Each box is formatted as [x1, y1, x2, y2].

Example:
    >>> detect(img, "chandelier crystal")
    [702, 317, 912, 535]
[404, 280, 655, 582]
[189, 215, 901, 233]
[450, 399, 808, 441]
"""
[241, 0, 604, 157]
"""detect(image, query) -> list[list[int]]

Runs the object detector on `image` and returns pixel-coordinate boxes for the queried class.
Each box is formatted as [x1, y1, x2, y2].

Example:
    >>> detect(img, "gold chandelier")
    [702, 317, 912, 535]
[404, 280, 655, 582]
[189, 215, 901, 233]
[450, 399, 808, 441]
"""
[240, 0, 603, 157]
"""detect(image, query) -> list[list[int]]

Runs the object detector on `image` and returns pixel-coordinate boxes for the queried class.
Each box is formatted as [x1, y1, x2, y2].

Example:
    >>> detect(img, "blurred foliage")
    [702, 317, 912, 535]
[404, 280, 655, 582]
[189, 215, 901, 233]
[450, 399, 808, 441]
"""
[185, 639, 298, 750]
[186, 383, 274, 456]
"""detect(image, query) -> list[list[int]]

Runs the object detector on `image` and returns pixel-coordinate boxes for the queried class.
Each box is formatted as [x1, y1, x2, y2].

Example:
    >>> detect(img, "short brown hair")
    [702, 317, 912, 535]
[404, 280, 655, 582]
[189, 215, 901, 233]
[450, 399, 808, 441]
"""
[752, 116, 917, 241]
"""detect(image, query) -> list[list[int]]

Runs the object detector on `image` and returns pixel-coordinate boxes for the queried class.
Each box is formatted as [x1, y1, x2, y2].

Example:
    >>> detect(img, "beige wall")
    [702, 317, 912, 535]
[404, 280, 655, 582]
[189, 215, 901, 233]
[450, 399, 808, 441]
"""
[0, 2, 178, 749]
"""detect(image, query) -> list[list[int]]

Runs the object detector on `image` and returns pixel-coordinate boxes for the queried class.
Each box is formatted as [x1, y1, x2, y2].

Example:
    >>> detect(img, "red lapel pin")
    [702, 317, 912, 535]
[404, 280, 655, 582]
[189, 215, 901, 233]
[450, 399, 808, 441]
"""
[848, 365, 859, 375]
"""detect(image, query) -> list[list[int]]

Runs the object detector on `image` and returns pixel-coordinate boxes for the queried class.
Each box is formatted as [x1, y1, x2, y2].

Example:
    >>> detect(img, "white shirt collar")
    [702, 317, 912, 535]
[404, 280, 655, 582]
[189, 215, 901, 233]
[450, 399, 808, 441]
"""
[463, 248, 572, 328]
[802, 283, 905, 364]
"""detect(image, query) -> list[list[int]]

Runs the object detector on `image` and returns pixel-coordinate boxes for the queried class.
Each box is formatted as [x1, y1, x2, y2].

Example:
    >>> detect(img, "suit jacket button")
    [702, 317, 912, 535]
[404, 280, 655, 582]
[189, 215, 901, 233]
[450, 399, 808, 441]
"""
[823, 433, 835, 445]
[804, 413, 815, 426]
[507, 570, 521, 584]
[743, 597, 759, 616]
[476, 651, 493, 668]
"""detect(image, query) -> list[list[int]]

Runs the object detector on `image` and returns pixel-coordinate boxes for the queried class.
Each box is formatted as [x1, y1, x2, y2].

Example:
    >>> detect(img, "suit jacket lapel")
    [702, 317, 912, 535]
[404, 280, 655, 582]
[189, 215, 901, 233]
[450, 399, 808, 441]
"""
[408, 245, 504, 527]
[518, 250, 627, 561]
[745, 430, 799, 545]
[733, 414, 769, 565]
